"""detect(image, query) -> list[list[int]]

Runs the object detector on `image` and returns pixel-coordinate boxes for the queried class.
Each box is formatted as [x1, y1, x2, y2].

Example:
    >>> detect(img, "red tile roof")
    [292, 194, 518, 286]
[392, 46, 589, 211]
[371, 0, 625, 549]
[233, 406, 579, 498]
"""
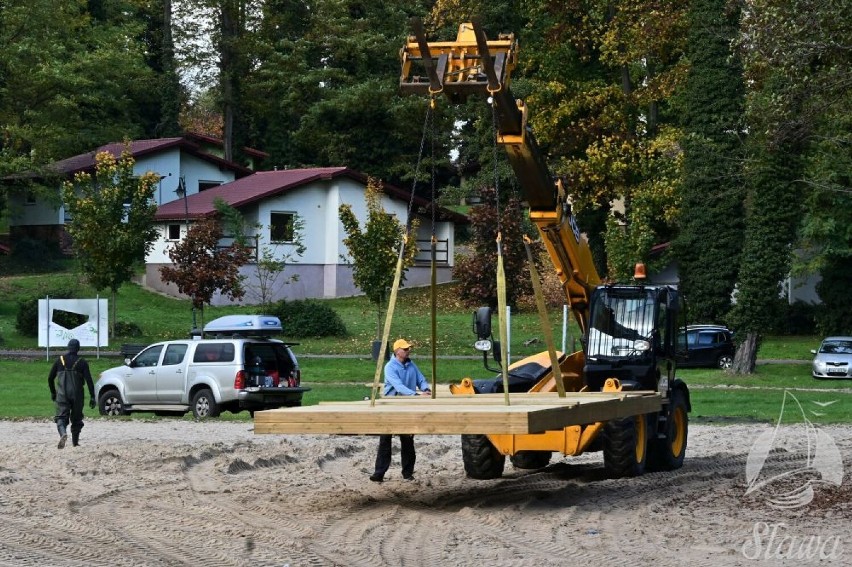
[47, 137, 253, 177]
[154, 167, 468, 224]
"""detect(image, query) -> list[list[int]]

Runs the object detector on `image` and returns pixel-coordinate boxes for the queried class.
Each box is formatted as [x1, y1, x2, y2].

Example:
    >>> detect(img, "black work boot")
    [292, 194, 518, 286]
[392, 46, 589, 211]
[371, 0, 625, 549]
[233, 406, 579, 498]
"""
[72, 431, 80, 447]
[57, 424, 68, 449]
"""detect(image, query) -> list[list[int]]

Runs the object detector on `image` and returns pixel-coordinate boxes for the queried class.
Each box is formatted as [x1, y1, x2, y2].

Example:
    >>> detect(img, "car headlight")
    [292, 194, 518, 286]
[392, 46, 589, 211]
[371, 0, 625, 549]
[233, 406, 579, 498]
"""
[634, 340, 651, 351]
[474, 339, 492, 352]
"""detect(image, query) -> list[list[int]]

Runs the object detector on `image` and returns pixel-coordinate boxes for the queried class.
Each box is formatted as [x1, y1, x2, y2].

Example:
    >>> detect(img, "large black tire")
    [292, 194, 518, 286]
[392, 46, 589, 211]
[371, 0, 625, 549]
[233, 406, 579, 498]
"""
[647, 389, 689, 471]
[510, 450, 552, 470]
[191, 388, 220, 419]
[461, 434, 505, 479]
[717, 354, 734, 369]
[98, 389, 127, 416]
[603, 415, 648, 478]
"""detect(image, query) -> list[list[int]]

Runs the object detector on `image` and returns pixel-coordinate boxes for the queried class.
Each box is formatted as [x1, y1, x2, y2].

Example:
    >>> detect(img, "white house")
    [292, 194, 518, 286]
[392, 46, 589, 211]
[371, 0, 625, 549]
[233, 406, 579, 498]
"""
[4, 136, 256, 249]
[146, 167, 467, 305]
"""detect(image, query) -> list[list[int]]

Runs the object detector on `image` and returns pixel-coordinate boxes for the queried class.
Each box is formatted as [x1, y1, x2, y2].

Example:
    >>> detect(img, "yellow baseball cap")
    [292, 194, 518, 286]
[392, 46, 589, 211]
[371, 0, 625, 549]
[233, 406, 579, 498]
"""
[393, 339, 412, 350]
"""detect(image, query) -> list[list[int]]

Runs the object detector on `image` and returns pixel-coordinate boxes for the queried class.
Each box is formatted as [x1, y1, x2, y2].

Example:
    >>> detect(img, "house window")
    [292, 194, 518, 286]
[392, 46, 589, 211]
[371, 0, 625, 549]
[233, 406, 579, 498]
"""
[199, 181, 221, 192]
[167, 224, 181, 240]
[270, 212, 295, 242]
[25, 191, 36, 205]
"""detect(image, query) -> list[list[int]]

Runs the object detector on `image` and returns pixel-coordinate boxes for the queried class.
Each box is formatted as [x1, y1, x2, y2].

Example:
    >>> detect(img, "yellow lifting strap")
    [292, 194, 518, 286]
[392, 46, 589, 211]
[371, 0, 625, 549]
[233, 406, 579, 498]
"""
[370, 242, 408, 406]
[496, 232, 511, 406]
[523, 235, 566, 397]
[430, 236, 437, 397]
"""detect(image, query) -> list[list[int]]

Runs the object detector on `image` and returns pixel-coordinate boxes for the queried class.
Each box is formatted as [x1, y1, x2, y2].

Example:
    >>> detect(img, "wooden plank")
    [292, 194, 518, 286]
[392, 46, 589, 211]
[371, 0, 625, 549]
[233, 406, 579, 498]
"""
[254, 393, 663, 435]
[362, 391, 658, 404]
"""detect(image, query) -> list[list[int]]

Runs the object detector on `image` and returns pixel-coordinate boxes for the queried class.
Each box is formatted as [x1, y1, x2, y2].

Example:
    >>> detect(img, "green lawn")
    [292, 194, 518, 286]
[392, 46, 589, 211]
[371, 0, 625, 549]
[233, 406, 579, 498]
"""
[2, 266, 844, 423]
[3, 357, 850, 423]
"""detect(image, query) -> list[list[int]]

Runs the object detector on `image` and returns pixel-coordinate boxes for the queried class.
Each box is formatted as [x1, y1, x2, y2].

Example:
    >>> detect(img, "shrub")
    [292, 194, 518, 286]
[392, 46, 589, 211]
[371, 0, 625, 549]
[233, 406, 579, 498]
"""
[9, 238, 64, 272]
[780, 301, 819, 335]
[265, 299, 347, 338]
[113, 321, 143, 338]
[15, 286, 79, 337]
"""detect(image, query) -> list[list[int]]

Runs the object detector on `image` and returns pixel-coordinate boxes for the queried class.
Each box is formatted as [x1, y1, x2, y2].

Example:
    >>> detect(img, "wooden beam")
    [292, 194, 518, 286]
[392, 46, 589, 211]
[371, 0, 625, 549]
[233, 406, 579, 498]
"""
[254, 393, 662, 436]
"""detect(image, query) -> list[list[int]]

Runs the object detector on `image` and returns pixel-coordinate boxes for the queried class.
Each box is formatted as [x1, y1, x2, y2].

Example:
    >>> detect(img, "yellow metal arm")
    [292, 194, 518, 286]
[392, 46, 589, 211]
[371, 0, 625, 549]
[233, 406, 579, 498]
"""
[400, 19, 601, 334]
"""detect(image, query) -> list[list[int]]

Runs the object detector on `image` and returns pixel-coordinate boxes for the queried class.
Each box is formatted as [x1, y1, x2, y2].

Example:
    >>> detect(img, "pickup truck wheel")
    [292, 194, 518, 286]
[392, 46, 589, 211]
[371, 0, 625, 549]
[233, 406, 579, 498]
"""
[603, 414, 648, 478]
[510, 450, 552, 470]
[647, 389, 688, 471]
[98, 389, 127, 416]
[191, 389, 220, 419]
[461, 434, 505, 479]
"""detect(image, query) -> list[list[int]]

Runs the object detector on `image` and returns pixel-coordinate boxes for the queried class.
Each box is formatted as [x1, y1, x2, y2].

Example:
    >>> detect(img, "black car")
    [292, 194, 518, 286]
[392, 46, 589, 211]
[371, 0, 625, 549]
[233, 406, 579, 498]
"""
[681, 325, 735, 369]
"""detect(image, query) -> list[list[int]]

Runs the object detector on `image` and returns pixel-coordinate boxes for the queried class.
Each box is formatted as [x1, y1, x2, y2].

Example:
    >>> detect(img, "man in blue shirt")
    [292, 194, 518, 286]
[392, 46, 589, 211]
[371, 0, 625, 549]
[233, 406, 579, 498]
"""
[369, 338, 431, 482]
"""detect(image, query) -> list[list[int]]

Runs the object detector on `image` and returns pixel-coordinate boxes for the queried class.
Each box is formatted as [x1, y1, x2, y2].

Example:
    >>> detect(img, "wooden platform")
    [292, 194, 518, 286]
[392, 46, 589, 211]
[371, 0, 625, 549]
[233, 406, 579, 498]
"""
[254, 392, 663, 435]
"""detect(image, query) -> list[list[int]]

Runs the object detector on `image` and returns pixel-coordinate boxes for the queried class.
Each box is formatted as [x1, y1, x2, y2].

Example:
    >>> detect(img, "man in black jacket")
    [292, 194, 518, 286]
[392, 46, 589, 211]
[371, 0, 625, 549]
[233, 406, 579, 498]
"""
[48, 339, 96, 448]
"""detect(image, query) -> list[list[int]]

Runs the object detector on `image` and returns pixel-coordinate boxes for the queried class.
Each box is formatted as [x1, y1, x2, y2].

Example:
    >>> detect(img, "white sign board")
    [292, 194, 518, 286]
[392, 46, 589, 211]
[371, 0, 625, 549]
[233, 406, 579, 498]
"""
[38, 298, 109, 348]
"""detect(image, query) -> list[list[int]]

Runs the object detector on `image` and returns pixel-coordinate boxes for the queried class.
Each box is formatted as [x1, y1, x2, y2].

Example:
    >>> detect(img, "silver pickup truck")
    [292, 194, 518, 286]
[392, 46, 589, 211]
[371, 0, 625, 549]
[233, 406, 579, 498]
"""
[95, 317, 309, 418]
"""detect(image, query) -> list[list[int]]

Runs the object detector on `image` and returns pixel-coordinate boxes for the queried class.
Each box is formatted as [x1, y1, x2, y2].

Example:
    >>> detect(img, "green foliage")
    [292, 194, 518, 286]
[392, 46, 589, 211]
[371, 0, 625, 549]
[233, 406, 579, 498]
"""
[673, 0, 745, 322]
[15, 287, 79, 337]
[452, 188, 539, 308]
[265, 300, 347, 338]
[6, 239, 65, 273]
[518, 0, 689, 255]
[339, 178, 418, 338]
[604, 126, 684, 280]
[159, 217, 253, 313]
[0, 0, 157, 165]
[777, 301, 819, 336]
[727, 137, 804, 340]
[814, 260, 852, 336]
[113, 321, 143, 338]
[725, 0, 848, 369]
[63, 149, 160, 295]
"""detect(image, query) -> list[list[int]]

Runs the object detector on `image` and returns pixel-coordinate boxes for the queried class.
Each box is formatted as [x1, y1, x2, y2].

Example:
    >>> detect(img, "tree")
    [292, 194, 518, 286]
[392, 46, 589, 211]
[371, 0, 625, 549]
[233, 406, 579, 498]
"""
[339, 178, 418, 339]
[434, 1, 689, 279]
[453, 187, 539, 308]
[137, 0, 185, 137]
[159, 217, 253, 328]
[727, 0, 850, 373]
[62, 149, 159, 334]
[727, 134, 803, 373]
[673, 0, 745, 323]
[0, 0, 158, 165]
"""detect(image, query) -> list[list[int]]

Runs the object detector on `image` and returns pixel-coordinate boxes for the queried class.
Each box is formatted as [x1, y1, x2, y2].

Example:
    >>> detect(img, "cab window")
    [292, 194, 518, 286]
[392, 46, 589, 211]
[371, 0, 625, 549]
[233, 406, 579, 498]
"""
[134, 345, 163, 367]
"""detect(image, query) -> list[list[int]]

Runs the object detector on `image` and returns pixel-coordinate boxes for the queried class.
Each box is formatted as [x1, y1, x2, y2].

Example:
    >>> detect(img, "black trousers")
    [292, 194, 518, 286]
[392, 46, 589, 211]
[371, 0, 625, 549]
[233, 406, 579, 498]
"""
[55, 392, 85, 436]
[373, 434, 415, 478]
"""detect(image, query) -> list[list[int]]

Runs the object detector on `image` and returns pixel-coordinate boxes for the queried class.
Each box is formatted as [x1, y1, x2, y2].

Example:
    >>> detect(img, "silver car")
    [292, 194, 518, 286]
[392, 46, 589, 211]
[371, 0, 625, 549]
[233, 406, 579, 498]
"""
[811, 336, 852, 379]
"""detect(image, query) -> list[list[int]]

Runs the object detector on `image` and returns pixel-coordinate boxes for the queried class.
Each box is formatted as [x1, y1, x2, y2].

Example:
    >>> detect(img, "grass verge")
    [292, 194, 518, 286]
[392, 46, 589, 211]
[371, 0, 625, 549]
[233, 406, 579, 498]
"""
[3, 358, 850, 423]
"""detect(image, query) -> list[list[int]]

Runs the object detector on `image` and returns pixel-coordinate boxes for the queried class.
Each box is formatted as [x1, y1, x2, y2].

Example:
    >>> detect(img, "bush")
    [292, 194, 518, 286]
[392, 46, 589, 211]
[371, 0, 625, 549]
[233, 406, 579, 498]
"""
[780, 301, 819, 335]
[265, 300, 347, 338]
[9, 238, 64, 272]
[15, 286, 79, 337]
[113, 321, 143, 338]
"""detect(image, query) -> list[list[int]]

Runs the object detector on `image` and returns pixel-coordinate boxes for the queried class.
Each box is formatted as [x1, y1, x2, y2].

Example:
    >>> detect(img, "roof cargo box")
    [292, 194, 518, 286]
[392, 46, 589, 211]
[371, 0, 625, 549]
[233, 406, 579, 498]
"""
[203, 315, 283, 336]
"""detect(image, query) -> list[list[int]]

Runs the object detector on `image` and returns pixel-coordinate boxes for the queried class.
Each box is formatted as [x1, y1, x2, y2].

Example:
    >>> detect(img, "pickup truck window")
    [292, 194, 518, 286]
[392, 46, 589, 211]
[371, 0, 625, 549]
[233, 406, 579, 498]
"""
[163, 344, 188, 366]
[193, 343, 235, 363]
[135, 345, 163, 367]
